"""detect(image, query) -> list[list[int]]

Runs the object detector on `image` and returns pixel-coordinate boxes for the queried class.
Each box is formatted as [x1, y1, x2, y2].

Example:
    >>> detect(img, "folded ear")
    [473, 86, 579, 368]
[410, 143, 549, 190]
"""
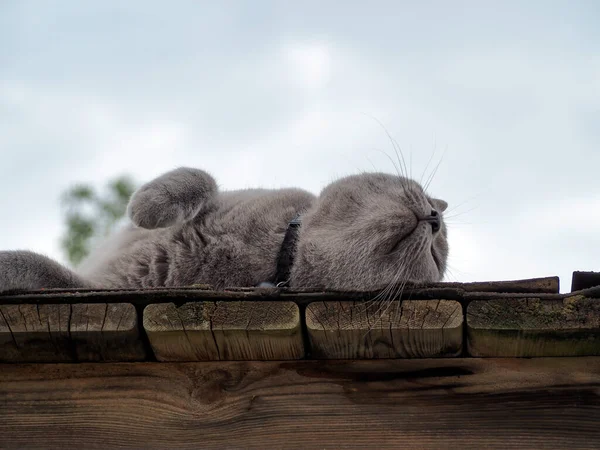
[127, 167, 217, 229]
[431, 198, 448, 212]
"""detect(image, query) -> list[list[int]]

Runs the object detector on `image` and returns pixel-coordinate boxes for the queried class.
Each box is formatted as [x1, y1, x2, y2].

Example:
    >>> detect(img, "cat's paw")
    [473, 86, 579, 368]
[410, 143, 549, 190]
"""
[128, 190, 187, 229]
[128, 167, 217, 229]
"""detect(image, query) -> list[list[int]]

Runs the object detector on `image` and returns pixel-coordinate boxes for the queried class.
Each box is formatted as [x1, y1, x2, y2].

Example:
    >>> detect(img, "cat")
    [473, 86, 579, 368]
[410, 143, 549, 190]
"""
[0, 167, 449, 293]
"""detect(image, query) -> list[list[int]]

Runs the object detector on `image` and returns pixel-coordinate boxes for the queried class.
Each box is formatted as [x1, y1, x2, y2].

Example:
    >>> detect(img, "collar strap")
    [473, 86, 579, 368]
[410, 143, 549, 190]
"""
[272, 214, 302, 287]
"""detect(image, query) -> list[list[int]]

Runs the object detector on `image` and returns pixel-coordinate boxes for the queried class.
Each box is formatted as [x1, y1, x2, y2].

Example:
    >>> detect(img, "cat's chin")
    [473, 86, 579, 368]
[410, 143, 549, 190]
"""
[407, 258, 444, 285]
[431, 250, 443, 277]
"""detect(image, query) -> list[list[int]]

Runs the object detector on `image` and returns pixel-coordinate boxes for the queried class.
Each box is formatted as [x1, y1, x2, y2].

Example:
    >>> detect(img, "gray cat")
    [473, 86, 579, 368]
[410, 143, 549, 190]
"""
[0, 167, 448, 293]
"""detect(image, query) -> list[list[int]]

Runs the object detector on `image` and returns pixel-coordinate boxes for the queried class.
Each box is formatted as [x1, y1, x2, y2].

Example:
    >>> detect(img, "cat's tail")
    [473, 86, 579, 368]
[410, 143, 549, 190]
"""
[0, 250, 93, 293]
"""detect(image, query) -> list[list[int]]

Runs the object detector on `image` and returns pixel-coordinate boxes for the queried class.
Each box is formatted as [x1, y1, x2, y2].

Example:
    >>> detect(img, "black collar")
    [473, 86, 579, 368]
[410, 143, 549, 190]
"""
[258, 214, 302, 288]
[273, 214, 302, 286]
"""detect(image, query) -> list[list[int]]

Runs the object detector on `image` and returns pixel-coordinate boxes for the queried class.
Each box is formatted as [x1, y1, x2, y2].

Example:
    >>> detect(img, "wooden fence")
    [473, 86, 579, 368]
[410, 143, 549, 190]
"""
[1, 272, 599, 448]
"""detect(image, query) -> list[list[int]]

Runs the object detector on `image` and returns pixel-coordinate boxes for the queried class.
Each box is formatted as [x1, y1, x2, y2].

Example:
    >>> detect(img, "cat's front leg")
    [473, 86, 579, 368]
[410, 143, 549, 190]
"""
[0, 251, 90, 293]
[127, 167, 217, 229]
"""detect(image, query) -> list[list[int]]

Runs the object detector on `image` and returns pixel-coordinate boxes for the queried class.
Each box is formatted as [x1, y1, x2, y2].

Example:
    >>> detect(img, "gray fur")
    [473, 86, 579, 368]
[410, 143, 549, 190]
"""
[127, 167, 217, 229]
[0, 251, 92, 291]
[0, 167, 449, 293]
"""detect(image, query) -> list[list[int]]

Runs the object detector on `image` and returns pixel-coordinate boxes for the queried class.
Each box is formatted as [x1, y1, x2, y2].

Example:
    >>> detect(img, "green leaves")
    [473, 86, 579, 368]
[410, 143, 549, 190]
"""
[60, 175, 136, 266]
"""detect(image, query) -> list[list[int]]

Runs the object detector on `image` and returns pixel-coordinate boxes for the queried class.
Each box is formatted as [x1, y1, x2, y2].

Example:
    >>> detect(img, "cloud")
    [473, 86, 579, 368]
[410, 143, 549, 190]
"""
[283, 41, 333, 90]
[1, 1, 599, 292]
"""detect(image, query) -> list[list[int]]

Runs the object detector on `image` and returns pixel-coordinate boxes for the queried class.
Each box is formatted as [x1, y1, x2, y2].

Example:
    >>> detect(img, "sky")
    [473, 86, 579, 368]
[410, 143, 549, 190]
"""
[1, 1, 599, 292]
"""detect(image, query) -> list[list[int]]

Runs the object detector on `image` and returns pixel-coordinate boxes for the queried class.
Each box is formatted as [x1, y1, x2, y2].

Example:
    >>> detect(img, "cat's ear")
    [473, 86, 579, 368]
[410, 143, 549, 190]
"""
[128, 167, 217, 229]
[431, 198, 448, 212]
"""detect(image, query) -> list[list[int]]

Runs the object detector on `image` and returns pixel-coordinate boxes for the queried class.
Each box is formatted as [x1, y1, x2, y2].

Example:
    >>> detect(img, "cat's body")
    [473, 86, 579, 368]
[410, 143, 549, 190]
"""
[0, 168, 449, 293]
[78, 186, 315, 289]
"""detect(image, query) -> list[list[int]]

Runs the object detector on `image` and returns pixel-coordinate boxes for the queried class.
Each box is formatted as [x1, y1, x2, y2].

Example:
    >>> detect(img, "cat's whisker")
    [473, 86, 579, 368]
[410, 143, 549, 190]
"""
[443, 265, 462, 283]
[361, 270, 401, 311]
[443, 259, 472, 279]
[386, 248, 424, 329]
[444, 208, 479, 220]
[372, 276, 404, 319]
[423, 146, 447, 193]
[359, 254, 409, 322]
[389, 278, 410, 328]
[444, 215, 474, 224]
[365, 156, 379, 173]
[362, 113, 410, 181]
[370, 147, 416, 202]
[388, 134, 410, 184]
[443, 206, 479, 220]
[419, 135, 438, 186]
[409, 147, 413, 185]
[443, 185, 492, 215]
[443, 222, 473, 228]
[362, 277, 405, 336]
[366, 241, 420, 329]
[392, 139, 412, 191]
[372, 148, 403, 178]
[361, 113, 421, 202]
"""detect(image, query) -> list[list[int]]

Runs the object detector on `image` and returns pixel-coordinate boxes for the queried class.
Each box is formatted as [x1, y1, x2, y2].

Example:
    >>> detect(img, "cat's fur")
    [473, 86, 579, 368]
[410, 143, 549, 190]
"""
[0, 167, 448, 293]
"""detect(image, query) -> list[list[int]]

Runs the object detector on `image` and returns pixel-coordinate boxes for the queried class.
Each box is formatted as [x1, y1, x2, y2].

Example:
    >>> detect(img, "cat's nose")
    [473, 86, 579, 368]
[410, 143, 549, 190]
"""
[422, 209, 441, 233]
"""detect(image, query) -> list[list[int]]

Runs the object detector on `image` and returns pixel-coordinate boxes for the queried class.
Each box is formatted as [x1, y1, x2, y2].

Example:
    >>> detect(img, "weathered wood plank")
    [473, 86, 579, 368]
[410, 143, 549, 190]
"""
[571, 271, 600, 292]
[1, 358, 599, 449]
[0, 304, 73, 362]
[0, 276, 560, 306]
[143, 301, 303, 361]
[305, 300, 462, 359]
[455, 276, 560, 293]
[0, 303, 145, 362]
[467, 296, 600, 357]
[70, 303, 146, 361]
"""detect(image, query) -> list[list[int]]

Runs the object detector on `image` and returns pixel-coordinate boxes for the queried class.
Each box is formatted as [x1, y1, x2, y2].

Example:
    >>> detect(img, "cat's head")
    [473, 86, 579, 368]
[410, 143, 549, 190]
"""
[290, 172, 449, 290]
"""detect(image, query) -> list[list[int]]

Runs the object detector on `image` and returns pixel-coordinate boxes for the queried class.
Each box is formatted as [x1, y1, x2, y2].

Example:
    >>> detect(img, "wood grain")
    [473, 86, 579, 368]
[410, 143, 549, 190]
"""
[143, 301, 303, 361]
[0, 303, 145, 362]
[70, 303, 146, 361]
[1, 358, 599, 449]
[305, 300, 462, 359]
[0, 276, 560, 307]
[456, 276, 560, 294]
[467, 296, 600, 357]
[0, 304, 72, 362]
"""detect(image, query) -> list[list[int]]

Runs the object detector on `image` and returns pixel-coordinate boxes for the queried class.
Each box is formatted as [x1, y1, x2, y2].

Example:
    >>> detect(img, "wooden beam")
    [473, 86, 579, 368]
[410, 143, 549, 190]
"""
[143, 301, 304, 361]
[305, 300, 462, 359]
[0, 303, 145, 362]
[1, 358, 599, 449]
[571, 271, 600, 292]
[0, 276, 561, 307]
[457, 276, 559, 294]
[467, 296, 600, 357]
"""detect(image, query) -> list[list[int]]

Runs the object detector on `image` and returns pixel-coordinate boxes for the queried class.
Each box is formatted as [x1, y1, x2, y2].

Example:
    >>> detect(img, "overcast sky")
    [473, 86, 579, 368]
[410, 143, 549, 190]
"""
[1, 1, 598, 292]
